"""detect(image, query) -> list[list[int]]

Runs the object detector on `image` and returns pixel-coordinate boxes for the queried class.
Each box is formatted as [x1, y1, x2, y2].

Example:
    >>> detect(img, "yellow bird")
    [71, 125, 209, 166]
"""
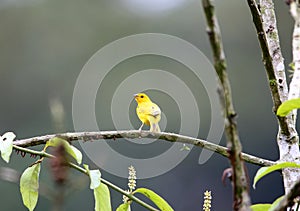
[134, 93, 161, 133]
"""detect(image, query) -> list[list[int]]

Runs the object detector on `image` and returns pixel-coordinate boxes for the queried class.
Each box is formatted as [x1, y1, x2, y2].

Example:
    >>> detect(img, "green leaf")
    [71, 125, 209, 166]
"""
[84, 164, 101, 189]
[269, 195, 284, 211]
[250, 196, 285, 211]
[133, 188, 174, 211]
[20, 163, 41, 211]
[116, 203, 131, 211]
[68, 145, 82, 164]
[47, 137, 82, 164]
[253, 162, 300, 189]
[94, 183, 111, 211]
[277, 98, 300, 117]
[0, 132, 16, 163]
[84, 164, 89, 172]
[250, 204, 271, 211]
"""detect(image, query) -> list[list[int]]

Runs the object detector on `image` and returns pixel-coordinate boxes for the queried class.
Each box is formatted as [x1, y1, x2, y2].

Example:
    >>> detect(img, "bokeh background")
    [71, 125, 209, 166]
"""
[0, 0, 298, 210]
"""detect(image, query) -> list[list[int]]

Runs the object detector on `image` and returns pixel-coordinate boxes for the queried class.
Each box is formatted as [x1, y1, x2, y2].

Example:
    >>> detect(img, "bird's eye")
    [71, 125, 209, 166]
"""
[141, 95, 144, 98]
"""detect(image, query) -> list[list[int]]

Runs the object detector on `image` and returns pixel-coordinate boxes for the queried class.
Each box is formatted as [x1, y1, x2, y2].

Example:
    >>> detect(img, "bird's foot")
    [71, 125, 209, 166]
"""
[138, 129, 142, 138]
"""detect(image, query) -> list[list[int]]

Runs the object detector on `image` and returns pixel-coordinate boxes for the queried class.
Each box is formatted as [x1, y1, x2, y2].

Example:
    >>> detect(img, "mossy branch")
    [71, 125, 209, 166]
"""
[202, 0, 252, 209]
[13, 130, 275, 167]
[246, 0, 291, 135]
[246, 0, 300, 194]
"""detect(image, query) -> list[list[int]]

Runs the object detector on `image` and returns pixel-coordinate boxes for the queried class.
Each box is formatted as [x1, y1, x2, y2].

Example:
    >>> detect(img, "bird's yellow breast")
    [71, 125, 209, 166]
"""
[136, 101, 161, 126]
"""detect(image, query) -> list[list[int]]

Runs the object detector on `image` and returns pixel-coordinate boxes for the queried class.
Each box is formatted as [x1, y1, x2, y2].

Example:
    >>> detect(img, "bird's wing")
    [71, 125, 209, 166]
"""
[137, 102, 161, 117]
[149, 103, 161, 117]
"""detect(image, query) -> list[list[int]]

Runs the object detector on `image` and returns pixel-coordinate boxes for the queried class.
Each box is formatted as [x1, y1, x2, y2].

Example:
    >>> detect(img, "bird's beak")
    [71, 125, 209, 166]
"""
[133, 94, 138, 98]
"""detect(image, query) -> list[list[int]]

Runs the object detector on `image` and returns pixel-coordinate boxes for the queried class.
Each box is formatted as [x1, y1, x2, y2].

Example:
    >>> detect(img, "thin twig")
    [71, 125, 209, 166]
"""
[202, 0, 252, 210]
[13, 145, 159, 211]
[13, 130, 275, 167]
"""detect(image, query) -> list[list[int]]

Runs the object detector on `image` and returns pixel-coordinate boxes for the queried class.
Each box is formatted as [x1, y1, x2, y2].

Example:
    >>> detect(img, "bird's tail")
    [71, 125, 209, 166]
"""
[150, 123, 161, 133]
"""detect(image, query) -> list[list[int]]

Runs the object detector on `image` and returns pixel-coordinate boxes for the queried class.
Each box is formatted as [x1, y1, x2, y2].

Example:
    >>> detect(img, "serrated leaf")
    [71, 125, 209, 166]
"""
[277, 98, 300, 117]
[0, 132, 15, 163]
[269, 195, 284, 211]
[20, 163, 41, 211]
[250, 204, 271, 211]
[116, 203, 131, 211]
[47, 137, 82, 164]
[84, 164, 101, 189]
[253, 162, 300, 189]
[133, 188, 174, 211]
[94, 183, 111, 211]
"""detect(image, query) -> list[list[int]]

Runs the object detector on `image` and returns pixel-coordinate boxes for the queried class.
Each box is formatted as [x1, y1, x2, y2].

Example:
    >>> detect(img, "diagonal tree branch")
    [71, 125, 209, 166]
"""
[202, 0, 251, 210]
[247, 0, 287, 115]
[13, 130, 275, 167]
[246, 0, 300, 194]
[247, 0, 293, 134]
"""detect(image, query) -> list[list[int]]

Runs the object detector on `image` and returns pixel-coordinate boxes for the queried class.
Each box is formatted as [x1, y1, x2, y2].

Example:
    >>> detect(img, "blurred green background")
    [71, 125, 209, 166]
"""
[0, 0, 297, 210]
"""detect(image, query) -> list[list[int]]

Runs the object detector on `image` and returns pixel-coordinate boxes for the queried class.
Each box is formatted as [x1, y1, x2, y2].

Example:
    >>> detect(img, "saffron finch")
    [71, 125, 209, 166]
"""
[134, 93, 161, 133]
